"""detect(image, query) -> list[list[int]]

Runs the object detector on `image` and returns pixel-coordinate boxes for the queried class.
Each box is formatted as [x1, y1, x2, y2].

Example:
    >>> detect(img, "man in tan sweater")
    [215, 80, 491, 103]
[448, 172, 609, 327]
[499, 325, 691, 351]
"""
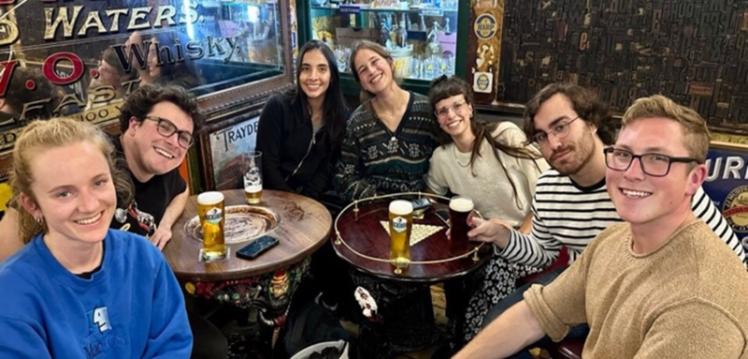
[454, 95, 748, 358]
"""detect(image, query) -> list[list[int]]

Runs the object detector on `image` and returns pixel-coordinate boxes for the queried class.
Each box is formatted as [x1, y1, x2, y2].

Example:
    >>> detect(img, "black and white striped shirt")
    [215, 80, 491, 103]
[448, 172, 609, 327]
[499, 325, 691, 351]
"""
[499, 170, 746, 268]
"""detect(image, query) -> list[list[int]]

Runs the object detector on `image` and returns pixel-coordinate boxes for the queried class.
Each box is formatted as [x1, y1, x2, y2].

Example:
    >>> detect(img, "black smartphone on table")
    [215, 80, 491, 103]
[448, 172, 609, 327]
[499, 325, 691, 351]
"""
[411, 197, 432, 212]
[236, 235, 279, 260]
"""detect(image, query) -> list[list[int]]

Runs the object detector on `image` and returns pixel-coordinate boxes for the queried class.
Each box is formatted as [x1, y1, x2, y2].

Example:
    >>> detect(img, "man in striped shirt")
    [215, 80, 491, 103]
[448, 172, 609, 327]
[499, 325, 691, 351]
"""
[466, 84, 746, 338]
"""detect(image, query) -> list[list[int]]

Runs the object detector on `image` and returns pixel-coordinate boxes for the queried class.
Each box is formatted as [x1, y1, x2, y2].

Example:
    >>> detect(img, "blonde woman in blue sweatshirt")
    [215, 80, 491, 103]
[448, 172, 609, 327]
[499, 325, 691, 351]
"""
[0, 118, 191, 358]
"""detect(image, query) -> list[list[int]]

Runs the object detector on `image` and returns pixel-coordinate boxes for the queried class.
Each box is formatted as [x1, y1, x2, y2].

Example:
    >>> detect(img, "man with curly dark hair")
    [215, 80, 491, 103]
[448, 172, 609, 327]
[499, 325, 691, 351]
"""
[1, 84, 202, 257]
[112, 84, 202, 248]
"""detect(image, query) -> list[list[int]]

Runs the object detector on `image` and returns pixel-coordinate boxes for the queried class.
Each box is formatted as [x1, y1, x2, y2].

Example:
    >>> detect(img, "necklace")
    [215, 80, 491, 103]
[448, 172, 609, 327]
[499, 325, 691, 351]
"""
[452, 144, 471, 167]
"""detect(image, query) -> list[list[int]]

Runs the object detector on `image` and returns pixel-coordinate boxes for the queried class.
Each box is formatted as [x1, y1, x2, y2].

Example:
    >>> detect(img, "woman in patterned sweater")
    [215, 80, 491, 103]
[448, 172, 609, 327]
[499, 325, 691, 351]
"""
[333, 40, 441, 356]
[334, 40, 440, 201]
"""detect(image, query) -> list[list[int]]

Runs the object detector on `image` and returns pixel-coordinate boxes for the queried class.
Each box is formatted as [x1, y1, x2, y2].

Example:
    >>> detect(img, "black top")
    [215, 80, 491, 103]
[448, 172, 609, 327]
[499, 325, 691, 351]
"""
[256, 93, 347, 199]
[110, 135, 187, 237]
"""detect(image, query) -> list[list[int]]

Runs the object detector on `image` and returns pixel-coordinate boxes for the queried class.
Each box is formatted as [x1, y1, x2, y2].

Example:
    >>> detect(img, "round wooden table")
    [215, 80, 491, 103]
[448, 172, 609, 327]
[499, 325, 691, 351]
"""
[333, 193, 491, 283]
[164, 189, 332, 310]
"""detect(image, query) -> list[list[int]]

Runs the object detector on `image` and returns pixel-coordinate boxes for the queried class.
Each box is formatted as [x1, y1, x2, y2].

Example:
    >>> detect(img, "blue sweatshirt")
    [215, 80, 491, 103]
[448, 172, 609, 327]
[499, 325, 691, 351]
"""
[0, 229, 192, 358]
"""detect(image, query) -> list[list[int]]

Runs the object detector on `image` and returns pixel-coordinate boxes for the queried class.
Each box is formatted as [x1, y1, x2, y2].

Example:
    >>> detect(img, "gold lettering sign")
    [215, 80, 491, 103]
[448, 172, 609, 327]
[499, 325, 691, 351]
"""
[0, 18, 19, 46]
[43, 5, 201, 40]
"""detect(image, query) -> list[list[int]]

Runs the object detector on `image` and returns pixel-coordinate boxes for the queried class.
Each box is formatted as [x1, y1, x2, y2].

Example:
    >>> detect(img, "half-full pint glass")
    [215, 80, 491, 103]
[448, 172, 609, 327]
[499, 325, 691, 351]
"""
[244, 151, 263, 204]
[388, 200, 413, 270]
[449, 196, 474, 251]
[197, 191, 226, 255]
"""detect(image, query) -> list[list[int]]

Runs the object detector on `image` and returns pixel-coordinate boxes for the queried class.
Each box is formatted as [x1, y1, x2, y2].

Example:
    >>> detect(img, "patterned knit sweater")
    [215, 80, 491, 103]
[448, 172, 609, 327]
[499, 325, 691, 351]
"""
[334, 92, 439, 202]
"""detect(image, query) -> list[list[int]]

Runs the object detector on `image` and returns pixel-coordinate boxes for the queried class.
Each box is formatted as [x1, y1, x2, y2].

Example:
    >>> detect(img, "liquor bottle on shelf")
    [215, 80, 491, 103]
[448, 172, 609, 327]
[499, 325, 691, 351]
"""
[379, 13, 392, 46]
[396, 18, 408, 47]
[411, 55, 422, 79]
[445, 52, 455, 76]
[389, 21, 398, 48]
[427, 20, 441, 56]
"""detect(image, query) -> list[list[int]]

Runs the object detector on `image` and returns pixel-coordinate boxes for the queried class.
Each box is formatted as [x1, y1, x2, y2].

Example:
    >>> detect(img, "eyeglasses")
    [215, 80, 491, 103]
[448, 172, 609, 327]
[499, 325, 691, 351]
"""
[144, 116, 193, 148]
[435, 101, 468, 118]
[603, 147, 698, 177]
[531, 116, 579, 144]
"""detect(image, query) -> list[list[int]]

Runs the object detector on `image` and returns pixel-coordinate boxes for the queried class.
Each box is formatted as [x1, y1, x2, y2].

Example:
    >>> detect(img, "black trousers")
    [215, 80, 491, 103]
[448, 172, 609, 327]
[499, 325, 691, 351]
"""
[184, 294, 229, 359]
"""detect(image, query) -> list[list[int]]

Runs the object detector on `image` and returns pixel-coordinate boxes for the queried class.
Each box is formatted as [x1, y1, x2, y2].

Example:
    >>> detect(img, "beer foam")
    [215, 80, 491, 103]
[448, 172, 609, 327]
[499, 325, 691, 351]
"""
[198, 191, 224, 205]
[389, 200, 413, 215]
[449, 197, 474, 212]
[245, 184, 262, 192]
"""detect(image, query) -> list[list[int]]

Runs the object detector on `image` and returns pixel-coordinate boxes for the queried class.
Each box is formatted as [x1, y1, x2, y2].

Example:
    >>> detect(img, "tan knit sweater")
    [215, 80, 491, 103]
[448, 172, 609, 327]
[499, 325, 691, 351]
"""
[524, 220, 748, 358]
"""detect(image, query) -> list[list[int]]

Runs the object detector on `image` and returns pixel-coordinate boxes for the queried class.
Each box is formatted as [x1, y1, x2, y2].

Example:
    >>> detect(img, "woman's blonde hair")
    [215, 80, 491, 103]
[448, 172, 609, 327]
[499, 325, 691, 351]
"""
[10, 118, 132, 243]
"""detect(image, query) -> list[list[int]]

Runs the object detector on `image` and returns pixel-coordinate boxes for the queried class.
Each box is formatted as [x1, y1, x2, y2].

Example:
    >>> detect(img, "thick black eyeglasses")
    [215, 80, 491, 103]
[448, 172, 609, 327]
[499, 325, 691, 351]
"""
[603, 147, 699, 177]
[144, 116, 193, 149]
[531, 116, 579, 144]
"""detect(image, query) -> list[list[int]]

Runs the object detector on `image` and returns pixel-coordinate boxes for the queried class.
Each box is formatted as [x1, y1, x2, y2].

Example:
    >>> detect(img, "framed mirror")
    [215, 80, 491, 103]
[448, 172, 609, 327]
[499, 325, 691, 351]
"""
[0, 0, 295, 184]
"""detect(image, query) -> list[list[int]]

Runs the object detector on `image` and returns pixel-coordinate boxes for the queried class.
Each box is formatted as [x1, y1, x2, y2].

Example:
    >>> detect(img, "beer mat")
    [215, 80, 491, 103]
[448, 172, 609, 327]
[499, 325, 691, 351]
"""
[199, 247, 230, 262]
[186, 205, 278, 244]
[379, 221, 445, 246]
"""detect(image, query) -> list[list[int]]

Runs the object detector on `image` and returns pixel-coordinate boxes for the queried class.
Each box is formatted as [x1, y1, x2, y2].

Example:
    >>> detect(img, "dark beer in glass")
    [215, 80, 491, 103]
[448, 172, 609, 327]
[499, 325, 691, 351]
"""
[449, 196, 474, 251]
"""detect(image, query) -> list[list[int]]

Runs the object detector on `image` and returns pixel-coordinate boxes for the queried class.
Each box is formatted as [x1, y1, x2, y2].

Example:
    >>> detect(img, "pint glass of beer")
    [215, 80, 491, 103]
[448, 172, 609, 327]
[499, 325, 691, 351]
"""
[449, 196, 474, 251]
[388, 200, 413, 271]
[197, 191, 226, 257]
[244, 151, 263, 204]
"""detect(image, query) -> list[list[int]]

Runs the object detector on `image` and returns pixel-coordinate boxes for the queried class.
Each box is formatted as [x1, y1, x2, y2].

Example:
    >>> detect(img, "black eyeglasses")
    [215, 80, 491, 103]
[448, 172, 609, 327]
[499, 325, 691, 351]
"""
[531, 116, 579, 144]
[144, 116, 193, 149]
[603, 147, 699, 177]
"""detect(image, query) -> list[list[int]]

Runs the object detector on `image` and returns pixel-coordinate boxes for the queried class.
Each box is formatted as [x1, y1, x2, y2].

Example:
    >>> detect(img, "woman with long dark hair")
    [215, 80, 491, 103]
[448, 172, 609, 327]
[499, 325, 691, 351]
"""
[426, 76, 548, 343]
[257, 40, 348, 200]
[257, 41, 351, 333]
